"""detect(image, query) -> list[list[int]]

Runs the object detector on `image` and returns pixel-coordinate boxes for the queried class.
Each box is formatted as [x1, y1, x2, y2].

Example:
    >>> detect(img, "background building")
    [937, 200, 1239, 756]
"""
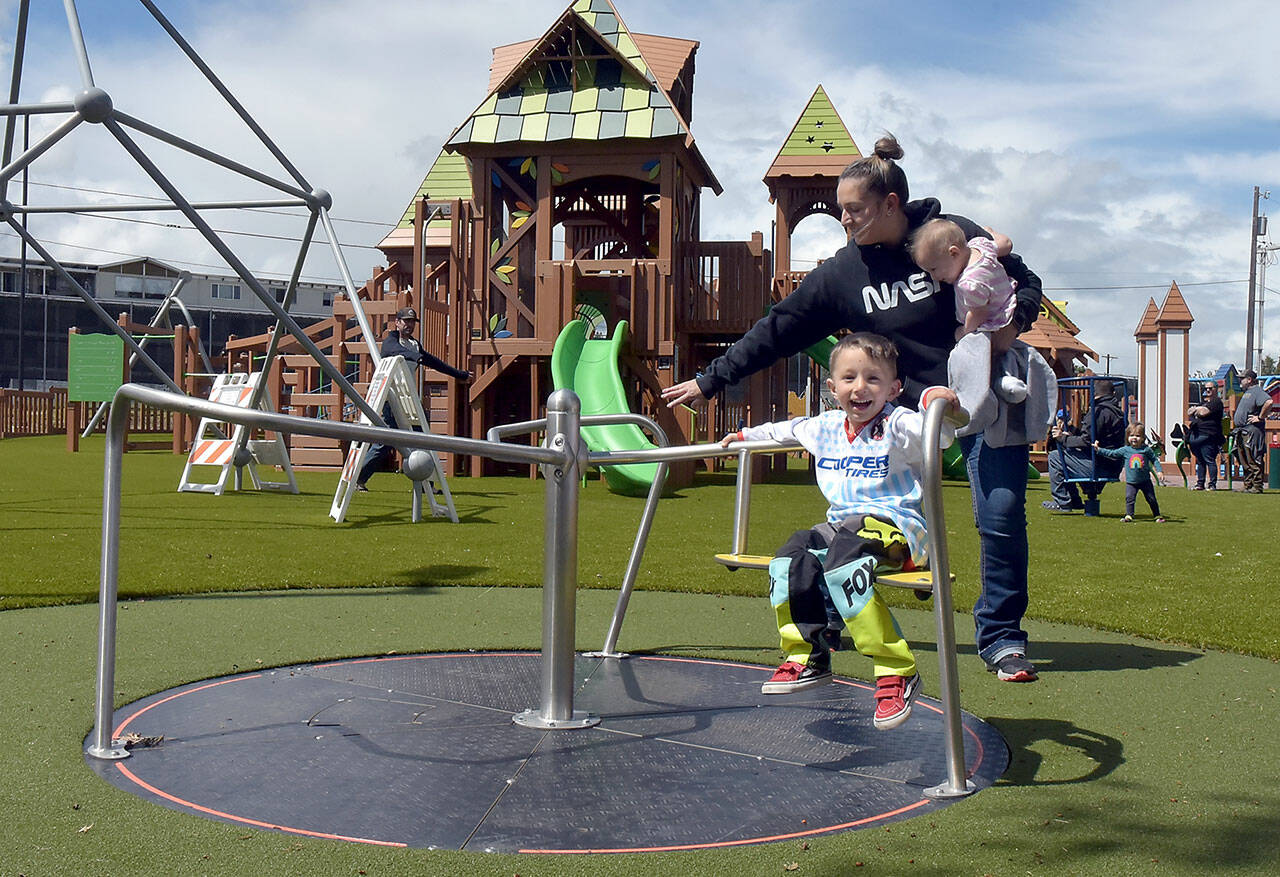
[0, 256, 341, 389]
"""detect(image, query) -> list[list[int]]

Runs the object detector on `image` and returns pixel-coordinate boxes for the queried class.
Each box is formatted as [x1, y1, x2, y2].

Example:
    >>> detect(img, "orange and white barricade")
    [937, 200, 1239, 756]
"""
[178, 372, 298, 495]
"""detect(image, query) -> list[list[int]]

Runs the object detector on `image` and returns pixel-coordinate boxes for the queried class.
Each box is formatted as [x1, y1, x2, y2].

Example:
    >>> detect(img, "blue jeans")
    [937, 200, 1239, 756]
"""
[357, 402, 417, 484]
[1047, 446, 1117, 505]
[962, 435, 1030, 665]
[1187, 435, 1221, 487]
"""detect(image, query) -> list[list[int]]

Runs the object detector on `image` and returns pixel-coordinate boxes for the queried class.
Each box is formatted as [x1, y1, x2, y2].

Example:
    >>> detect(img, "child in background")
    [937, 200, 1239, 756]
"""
[911, 219, 1028, 432]
[1094, 423, 1165, 523]
[721, 332, 960, 729]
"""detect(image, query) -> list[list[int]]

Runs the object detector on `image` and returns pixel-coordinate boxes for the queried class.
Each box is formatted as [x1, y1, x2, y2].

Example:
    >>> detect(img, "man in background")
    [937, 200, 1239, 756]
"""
[356, 307, 470, 490]
[1043, 379, 1126, 511]
[1232, 370, 1273, 494]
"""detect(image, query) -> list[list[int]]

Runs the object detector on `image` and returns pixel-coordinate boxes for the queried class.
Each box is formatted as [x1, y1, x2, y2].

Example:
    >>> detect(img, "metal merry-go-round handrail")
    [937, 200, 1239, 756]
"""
[88, 386, 971, 797]
[580, 397, 972, 798]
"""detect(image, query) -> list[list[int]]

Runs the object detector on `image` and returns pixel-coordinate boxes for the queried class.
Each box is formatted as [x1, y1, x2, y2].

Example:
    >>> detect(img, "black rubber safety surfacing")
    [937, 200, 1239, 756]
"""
[87, 652, 1008, 853]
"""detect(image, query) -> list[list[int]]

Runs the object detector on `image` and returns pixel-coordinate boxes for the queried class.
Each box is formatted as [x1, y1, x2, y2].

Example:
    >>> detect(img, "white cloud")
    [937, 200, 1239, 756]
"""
[2, 0, 1277, 378]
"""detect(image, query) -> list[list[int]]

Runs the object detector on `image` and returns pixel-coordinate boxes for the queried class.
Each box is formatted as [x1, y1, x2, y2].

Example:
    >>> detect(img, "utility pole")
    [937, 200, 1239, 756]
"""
[1100, 353, 1116, 374]
[1259, 244, 1278, 371]
[1246, 187, 1259, 372]
[1246, 187, 1270, 372]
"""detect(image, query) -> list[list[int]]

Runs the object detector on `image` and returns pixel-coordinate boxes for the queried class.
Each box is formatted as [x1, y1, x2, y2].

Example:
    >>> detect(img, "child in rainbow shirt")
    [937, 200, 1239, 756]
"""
[1094, 423, 1166, 523]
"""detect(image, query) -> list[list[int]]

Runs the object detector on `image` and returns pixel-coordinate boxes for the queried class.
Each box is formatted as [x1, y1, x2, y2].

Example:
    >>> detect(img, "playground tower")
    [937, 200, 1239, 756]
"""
[376, 0, 782, 478]
[1134, 281, 1194, 453]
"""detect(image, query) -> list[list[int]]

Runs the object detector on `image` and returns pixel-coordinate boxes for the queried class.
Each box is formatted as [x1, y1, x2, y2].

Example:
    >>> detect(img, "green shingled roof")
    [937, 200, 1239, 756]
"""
[776, 85, 859, 157]
[446, 0, 686, 149]
[397, 151, 473, 230]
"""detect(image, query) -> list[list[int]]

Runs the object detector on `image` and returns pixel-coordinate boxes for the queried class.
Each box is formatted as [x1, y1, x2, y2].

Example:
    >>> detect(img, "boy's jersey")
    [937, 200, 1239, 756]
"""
[739, 402, 953, 565]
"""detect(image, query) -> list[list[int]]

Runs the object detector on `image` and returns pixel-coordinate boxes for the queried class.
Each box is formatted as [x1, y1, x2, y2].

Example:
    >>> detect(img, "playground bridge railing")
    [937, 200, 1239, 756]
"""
[87, 385, 972, 797]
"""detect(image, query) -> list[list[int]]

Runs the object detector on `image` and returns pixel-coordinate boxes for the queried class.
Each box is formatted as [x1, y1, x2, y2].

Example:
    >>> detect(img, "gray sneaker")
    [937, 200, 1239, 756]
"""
[988, 653, 1038, 682]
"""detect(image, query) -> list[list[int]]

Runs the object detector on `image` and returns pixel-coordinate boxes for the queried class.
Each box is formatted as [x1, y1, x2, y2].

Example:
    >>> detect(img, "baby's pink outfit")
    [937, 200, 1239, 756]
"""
[954, 237, 1017, 332]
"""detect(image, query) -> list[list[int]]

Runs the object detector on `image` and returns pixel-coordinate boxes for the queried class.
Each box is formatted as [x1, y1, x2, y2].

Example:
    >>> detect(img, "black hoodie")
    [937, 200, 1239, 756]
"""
[696, 198, 1043, 407]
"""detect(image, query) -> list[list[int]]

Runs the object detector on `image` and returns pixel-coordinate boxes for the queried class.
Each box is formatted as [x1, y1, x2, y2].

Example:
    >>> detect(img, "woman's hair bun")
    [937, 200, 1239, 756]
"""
[873, 135, 904, 161]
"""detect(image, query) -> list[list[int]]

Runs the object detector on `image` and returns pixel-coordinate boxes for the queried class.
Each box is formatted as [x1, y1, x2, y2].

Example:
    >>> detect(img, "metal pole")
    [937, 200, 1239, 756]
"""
[731, 447, 753, 555]
[1256, 246, 1269, 370]
[487, 411, 672, 659]
[921, 397, 974, 799]
[244, 213, 317, 414]
[410, 481, 423, 523]
[1246, 186, 1260, 372]
[1, 0, 30, 188]
[514, 389, 599, 729]
[590, 412, 671, 657]
[594, 456, 669, 657]
[136, 0, 311, 191]
[86, 392, 129, 760]
[0, 110, 81, 186]
[62, 0, 95, 89]
[17, 198, 310, 214]
[103, 119, 383, 426]
[318, 208, 380, 365]
[84, 382, 567, 761]
[17, 114, 26, 391]
[112, 112, 310, 201]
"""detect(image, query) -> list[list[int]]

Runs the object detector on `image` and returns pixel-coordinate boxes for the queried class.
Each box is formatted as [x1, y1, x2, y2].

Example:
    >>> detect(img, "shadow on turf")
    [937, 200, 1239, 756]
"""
[170, 582, 473, 599]
[989, 716, 1124, 786]
[911, 639, 1202, 672]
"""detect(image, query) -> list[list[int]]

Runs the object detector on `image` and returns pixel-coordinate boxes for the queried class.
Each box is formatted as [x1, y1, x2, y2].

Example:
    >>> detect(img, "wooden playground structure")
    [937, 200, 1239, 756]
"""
[197, 1, 1100, 481]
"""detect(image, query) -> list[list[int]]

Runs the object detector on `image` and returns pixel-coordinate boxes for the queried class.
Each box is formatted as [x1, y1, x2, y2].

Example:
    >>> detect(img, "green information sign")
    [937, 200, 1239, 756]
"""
[68, 333, 125, 402]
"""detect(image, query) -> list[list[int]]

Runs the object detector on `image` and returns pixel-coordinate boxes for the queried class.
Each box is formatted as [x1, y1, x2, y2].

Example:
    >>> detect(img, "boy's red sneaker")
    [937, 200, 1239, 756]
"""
[873, 672, 920, 730]
[760, 657, 831, 695]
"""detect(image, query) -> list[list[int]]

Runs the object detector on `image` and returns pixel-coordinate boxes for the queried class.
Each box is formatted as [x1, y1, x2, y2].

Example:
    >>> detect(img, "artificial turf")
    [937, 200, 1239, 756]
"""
[1, 588, 1277, 876]
[1, 434, 1278, 875]
[2, 435, 1277, 659]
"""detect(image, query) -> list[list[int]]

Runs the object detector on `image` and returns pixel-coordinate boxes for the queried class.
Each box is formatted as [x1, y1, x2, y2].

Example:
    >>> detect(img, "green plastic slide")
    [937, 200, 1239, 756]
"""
[551, 319, 659, 496]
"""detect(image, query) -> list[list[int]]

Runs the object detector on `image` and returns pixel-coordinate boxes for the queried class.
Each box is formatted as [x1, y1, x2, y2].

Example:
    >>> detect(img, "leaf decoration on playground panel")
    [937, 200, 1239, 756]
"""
[511, 201, 533, 230]
[445, 0, 688, 148]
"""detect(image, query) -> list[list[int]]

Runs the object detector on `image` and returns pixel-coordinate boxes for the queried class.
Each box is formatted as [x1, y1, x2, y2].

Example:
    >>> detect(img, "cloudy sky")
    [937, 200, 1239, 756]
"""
[3, 0, 1277, 375]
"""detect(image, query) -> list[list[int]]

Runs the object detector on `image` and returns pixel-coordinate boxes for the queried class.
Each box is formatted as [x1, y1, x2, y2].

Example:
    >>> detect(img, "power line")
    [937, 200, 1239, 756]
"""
[24, 179, 398, 228]
[0, 229, 347, 284]
[1043, 279, 1247, 291]
[68, 210, 383, 250]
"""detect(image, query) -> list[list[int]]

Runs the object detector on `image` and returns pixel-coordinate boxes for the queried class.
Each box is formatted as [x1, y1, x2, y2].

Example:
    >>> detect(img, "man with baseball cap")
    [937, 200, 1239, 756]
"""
[1232, 369, 1273, 494]
[356, 306, 471, 490]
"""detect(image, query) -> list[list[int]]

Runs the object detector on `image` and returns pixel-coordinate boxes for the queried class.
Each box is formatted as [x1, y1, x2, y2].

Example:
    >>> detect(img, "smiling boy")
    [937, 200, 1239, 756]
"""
[722, 332, 959, 729]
